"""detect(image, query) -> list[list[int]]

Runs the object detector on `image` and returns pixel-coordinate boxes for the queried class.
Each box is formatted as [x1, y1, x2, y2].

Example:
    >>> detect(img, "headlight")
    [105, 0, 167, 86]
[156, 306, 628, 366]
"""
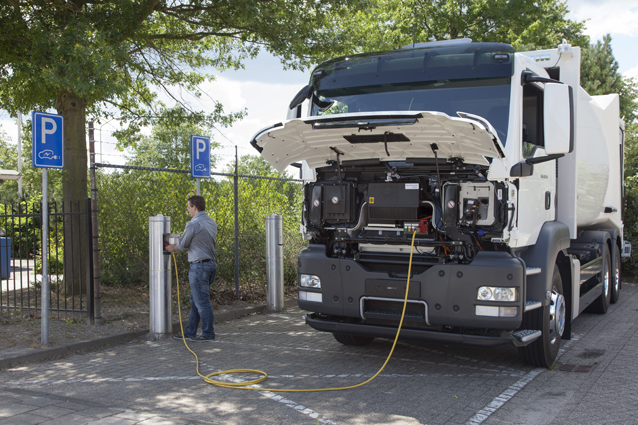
[300, 274, 321, 288]
[477, 286, 517, 302]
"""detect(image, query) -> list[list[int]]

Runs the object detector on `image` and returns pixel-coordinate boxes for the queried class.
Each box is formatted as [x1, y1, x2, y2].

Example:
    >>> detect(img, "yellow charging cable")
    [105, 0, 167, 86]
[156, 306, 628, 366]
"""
[172, 230, 418, 392]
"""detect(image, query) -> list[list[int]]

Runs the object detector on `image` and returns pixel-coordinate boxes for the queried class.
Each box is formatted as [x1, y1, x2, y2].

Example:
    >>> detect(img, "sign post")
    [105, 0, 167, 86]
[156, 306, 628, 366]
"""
[32, 111, 64, 346]
[190, 135, 211, 195]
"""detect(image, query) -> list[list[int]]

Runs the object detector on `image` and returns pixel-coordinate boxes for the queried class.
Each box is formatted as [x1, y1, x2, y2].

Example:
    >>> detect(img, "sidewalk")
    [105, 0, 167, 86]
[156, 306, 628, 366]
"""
[0, 300, 297, 425]
[0, 299, 295, 371]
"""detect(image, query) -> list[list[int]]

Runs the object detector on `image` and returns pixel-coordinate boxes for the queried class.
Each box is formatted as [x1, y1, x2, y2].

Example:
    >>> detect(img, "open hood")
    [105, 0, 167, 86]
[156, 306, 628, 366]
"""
[251, 111, 505, 173]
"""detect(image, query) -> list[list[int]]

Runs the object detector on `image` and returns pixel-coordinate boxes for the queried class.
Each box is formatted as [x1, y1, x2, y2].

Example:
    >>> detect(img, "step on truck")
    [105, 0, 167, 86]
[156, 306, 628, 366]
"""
[251, 39, 631, 367]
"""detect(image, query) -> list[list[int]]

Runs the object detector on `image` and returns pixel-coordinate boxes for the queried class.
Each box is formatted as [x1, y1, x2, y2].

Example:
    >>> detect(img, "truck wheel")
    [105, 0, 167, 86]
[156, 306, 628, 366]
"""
[518, 265, 565, 368]
[332, 333, 374, 346]
[586, 247, 612, 314]
[610, 246, 621, 304]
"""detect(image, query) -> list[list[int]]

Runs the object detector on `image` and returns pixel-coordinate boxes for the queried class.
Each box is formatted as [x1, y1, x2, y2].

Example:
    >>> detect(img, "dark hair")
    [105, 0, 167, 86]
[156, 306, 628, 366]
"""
[188, 195, 206, 212]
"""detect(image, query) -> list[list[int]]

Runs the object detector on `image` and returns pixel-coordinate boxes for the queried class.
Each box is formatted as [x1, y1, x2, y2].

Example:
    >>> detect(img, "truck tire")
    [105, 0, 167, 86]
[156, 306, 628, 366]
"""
[611, 246, 621, 304]
[586, 247, 612, 314]
[332, 333, 374, 346]
[518, 265, 565, 368]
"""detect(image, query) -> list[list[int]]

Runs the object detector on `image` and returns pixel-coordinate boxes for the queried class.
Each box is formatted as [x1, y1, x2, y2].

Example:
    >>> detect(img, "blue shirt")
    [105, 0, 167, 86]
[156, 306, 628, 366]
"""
[177, 211, 217, 264]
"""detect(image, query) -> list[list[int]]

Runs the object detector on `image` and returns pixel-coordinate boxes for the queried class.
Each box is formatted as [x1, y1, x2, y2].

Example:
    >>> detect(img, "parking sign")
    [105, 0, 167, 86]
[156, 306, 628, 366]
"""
[32, 111, 64, 169]
[190, 135, 210, 178]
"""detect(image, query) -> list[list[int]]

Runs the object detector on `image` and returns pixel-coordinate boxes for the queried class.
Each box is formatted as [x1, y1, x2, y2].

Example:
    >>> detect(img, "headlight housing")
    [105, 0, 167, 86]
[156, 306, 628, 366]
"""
[477, 286, 517, 302]
[300, 274, 321, 288]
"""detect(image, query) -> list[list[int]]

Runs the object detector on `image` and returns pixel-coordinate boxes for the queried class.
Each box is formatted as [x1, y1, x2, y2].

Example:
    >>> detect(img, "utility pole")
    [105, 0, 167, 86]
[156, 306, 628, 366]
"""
[17, 112, 22, 198]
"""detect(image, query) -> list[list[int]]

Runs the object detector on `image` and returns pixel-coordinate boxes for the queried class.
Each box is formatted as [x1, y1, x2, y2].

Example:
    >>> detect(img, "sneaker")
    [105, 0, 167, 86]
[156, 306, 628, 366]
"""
[173, 333, 197, 341]
[193, 335, 216, 342]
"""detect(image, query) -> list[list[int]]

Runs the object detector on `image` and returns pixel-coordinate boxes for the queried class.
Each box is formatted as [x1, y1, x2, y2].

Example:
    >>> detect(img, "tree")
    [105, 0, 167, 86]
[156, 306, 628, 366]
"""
[340, 0, 589, 52]
[0, 132, 20, 204]
[126, 118, 220, 170]
[580, 34, 638, 123]
[0, 0, 373, 294]
[0, 0, 374, 206]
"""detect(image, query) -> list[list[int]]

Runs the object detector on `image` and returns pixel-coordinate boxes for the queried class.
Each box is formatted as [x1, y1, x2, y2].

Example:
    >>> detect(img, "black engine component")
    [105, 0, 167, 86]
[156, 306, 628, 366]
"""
[367, 182, 419, 223]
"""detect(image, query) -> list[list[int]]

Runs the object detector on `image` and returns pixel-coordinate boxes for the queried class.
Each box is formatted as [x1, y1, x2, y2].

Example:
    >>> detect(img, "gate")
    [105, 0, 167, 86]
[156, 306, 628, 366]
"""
[0, 199, 93, 322]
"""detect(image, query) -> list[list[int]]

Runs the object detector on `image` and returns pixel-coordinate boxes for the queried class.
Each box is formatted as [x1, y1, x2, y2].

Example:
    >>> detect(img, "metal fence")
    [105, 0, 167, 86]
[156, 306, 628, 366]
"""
[0, 200, 93, 322]
[92, 161, 306, 323]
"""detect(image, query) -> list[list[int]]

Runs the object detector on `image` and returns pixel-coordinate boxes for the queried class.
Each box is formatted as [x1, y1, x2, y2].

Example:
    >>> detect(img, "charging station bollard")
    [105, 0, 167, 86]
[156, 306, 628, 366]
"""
[149, 214, 172, 337]
[266, 214, 284, 312]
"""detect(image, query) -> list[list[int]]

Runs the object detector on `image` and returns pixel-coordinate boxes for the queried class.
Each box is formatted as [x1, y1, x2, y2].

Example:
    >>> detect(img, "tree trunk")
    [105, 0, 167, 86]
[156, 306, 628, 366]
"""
[56, 90, 88, 297]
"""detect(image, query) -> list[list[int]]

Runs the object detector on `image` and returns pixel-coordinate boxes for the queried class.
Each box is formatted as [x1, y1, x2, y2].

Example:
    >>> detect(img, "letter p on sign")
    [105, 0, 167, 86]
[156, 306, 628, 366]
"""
[41, 117, 57, 144]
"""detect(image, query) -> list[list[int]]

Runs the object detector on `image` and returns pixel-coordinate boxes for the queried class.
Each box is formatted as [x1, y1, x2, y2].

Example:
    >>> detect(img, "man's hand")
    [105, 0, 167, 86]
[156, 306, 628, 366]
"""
[165, 244, 180, 253]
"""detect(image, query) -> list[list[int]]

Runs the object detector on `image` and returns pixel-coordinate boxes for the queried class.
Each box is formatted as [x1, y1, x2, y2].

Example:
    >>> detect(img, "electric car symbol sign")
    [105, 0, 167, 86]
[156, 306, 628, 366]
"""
[190, 135, 210, 178]
[32, 111, 64, 169]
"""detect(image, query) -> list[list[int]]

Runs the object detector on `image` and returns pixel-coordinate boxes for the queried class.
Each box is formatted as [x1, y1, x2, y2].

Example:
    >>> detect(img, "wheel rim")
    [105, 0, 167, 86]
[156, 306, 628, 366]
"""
[603, 261, 610, 296]
[549, 289, 566, 345]
[614, 257, 620, 293]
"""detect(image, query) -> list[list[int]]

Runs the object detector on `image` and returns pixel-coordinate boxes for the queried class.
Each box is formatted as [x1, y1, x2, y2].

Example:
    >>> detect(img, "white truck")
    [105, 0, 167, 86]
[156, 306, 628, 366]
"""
[251, 39, 631, 367]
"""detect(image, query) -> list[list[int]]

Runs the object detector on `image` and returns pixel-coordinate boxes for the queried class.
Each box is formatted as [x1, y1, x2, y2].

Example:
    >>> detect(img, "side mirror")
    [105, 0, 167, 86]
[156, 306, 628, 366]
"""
[289, 85, 312, 110]
[544, 84, 573, 154]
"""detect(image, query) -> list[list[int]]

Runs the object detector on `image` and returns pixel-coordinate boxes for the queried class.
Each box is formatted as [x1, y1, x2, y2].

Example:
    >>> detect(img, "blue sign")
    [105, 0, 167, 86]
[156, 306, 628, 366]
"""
[32, 111, 64, 169]
[190, 135, 210, 178]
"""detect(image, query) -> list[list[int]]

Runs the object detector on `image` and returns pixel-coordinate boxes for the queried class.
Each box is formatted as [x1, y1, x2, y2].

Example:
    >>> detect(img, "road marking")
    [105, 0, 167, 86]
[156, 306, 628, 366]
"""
[259, 391, 336, 425]
[207, 371, 337, 424]
[466, 334, 582, 425]
[466, 368, 544, 425]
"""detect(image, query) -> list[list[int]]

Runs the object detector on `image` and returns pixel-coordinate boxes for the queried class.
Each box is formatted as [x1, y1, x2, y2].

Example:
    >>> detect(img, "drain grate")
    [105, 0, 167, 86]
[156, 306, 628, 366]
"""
[557, 363, 596, 373]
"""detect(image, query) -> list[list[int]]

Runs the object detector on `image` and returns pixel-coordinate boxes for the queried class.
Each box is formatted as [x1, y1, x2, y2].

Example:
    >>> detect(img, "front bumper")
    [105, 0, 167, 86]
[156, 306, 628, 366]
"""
[306, 313, 513, 348]
[298, 245, 526, 331]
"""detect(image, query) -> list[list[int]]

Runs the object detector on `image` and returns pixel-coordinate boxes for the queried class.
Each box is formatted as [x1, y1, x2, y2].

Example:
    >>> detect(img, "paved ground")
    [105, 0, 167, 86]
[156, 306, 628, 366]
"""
[1, 282, 637, 425]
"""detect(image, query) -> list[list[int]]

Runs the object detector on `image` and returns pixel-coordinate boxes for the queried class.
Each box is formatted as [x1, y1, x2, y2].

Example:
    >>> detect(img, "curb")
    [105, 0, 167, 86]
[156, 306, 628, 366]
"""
[0, 298, 298, 370]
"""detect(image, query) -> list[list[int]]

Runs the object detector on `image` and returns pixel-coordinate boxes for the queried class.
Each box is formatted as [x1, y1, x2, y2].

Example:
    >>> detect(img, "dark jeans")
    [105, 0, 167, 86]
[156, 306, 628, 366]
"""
[184, 261, 217, 339]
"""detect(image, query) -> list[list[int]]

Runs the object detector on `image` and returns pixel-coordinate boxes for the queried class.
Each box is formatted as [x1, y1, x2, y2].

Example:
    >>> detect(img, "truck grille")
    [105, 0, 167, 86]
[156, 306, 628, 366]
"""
[360, 297, 429, 325]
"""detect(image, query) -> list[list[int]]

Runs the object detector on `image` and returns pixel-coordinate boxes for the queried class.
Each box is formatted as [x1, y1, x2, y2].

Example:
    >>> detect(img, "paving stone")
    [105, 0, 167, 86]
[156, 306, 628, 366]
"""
[0, 403, 36, 418]
[0, 412, 49, 425]
[28, 405, 77, 419]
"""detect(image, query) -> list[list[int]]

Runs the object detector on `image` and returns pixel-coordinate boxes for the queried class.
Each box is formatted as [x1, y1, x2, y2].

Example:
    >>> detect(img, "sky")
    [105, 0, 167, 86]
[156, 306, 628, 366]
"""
[1, 0, 637, 171]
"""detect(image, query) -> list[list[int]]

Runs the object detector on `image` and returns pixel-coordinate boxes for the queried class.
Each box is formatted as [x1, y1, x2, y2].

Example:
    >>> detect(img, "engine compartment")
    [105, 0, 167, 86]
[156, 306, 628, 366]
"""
[302, 158, 512, 270]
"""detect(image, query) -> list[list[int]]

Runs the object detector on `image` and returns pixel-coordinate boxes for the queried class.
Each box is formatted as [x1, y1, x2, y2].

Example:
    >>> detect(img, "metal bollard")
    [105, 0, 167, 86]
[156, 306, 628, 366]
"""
[149, 214, 172, 337]
[266, 214, 284, 312]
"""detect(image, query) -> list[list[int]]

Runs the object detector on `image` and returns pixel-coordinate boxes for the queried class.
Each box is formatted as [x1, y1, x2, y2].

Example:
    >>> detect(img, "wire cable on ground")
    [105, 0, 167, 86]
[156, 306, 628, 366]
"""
[172, 229, 418, 392]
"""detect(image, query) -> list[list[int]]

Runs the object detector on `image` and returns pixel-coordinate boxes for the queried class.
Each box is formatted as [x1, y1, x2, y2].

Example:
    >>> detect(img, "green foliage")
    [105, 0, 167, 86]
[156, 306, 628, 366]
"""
[95, 155, 305, 294]
[1, 0, 377, 211]
[125, 117, 220, 170]
[0, 201, 41, 258]
[623, 123, 638, 274]
[338, 0, 589, 53]
[581, 34, 638, 123]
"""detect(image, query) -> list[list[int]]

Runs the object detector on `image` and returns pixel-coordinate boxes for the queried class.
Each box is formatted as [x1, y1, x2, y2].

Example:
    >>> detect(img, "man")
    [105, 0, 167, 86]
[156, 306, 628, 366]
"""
[166, 195, 218, 341]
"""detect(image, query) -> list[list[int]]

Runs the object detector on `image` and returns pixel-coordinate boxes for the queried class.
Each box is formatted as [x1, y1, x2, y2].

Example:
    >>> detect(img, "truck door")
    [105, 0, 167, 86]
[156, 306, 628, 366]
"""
[515, 84, 556, 246]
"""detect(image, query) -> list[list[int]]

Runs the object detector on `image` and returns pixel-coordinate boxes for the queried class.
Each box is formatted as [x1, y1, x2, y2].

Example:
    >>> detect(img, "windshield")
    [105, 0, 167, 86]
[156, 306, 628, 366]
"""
[309, 42, 513, 145]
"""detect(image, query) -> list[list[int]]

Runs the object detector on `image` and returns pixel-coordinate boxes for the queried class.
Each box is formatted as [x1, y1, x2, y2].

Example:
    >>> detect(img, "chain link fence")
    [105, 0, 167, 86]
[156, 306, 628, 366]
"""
[93, 162, 305, 323]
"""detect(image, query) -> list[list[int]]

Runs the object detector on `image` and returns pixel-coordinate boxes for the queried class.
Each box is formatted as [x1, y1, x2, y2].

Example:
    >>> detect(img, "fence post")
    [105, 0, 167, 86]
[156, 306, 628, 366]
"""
[234, 145, 239, 298]
[84, 198, 94, 325]
[89, 122, 102, 322]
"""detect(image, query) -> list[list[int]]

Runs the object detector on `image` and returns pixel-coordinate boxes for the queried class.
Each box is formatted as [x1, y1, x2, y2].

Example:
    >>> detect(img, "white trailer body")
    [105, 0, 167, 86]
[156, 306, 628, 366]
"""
[252, 40, 629, 367]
